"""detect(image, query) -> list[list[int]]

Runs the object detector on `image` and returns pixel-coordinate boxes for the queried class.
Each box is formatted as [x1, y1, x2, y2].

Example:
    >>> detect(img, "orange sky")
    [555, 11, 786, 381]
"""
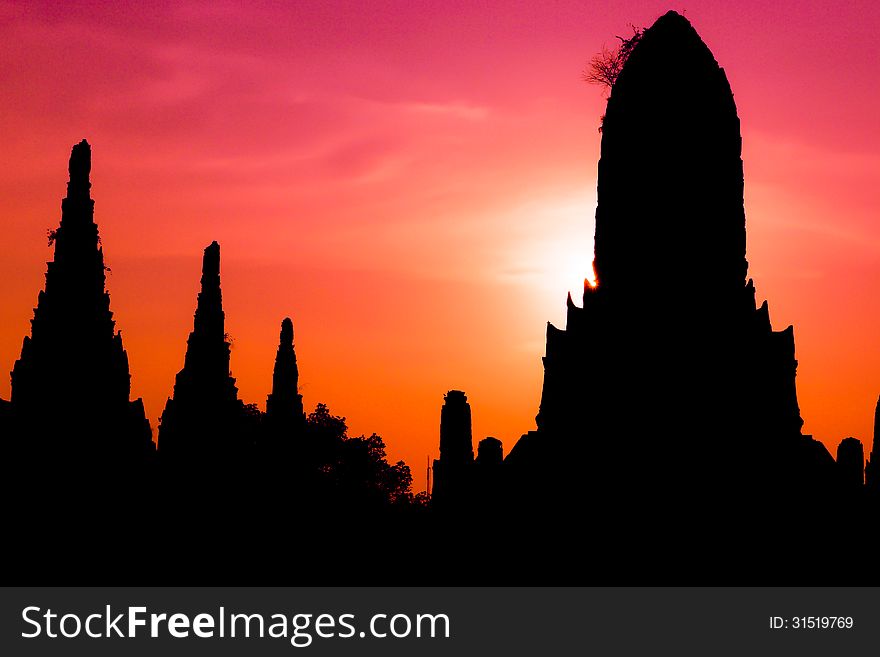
[1, 1, 879, 490]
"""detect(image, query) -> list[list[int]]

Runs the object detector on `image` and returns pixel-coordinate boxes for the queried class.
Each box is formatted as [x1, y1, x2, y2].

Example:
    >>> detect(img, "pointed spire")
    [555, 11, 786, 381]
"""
[174, 240, 236, 397]
[9, 139, 153, 465]
[51, 139, 100, 269]
[280, 316, 293, 346]
[158, 241, 241, 462]
[188, 241, 226, 348]
[266, 317, 304, 430]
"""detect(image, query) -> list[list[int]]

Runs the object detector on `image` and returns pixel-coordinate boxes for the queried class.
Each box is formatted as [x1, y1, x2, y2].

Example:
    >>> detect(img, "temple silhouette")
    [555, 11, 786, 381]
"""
[510, 12, 836, 538]
[158, 240, 259, 475]
[1, 11, 878, 584]
[266, 317, 306, 436]
[2, 141, 154, 475]
[434, 12, 879, 580]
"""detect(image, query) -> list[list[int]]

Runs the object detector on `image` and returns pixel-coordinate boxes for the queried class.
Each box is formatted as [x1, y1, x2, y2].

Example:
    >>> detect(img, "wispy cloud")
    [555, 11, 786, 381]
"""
[403, 101, 490, 121]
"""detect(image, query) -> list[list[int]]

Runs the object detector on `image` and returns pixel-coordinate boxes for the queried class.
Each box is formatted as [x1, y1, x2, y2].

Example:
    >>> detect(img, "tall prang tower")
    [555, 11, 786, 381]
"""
[508, 12, 836, 521]
[7, 140, 153, 470]
[158, 241, 254, 470]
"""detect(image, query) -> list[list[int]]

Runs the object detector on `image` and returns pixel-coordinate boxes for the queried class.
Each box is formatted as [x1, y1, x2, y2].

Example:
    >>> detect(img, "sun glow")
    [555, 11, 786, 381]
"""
[497, 192, 597, 301]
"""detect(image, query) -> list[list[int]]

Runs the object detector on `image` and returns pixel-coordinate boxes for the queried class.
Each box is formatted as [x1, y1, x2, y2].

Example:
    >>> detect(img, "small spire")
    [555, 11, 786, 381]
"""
[280, 317, 294, 347]
[192, 241, 225, 343]
[266, 316, 304, 429]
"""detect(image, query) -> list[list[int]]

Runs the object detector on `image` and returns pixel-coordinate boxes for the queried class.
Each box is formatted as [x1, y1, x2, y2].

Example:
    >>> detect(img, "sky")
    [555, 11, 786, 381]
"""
[1, 0, 878, 491]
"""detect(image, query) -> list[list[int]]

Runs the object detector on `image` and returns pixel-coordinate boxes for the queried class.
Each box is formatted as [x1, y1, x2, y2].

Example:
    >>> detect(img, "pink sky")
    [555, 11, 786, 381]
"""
[1, 0, 879, 490]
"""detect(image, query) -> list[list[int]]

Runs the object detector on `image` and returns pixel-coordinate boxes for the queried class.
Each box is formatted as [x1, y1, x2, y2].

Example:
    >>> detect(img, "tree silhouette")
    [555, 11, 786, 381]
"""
[307, 402, 348, 443]
[583, 24, 644, 90]
[335, 433, 413, 506]
[302, 403, 414, 508]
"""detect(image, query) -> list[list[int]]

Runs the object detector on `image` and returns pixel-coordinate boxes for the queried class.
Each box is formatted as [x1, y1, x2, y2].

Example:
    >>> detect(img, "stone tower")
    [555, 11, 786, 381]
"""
[7, 140, 153, 470]
[158, 241, 251, 468]
[836, 437, 864, 493]
[510, 12, 835, 521]
[432, 390, 474, 506]
[266, 317, 305, 433]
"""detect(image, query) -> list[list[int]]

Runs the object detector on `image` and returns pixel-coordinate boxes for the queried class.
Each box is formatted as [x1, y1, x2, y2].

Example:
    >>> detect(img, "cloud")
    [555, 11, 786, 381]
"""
[402, 101, 490, 121]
